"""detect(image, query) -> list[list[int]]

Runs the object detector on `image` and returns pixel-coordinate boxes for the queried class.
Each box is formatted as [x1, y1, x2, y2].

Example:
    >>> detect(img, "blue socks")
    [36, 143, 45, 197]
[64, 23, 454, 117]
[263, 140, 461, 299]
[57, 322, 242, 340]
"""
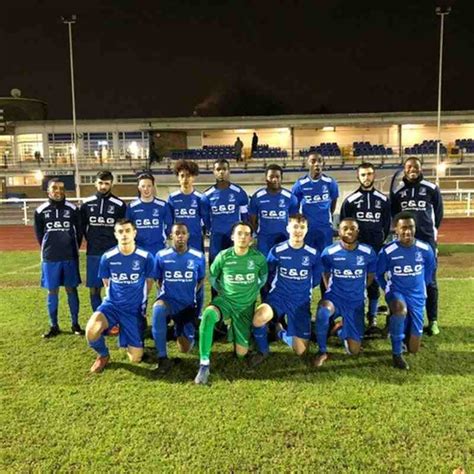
[67, 289, 80, 325]
[152, 304, 169, 358]
[253, 325, 269, 354]
[316, 306, 331, 353]
[90, 292, 102, 312]
[368, 298, 378, 318]
[47, 293, 59, 327]
[277, 327, 293, 348]
[389, 314, 405, 355]
[182, 322, 196, 350]
[88, 335, 109, 357]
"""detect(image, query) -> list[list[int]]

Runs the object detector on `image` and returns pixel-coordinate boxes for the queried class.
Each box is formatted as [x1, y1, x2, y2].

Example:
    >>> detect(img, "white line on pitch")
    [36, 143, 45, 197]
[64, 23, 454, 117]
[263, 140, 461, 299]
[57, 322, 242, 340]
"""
[3, 264, 40, 275]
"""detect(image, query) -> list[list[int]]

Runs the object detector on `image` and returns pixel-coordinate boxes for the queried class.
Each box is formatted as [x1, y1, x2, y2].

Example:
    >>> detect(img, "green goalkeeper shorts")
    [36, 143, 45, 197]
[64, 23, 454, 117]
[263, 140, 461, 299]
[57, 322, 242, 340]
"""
[211, 296, 255, 349]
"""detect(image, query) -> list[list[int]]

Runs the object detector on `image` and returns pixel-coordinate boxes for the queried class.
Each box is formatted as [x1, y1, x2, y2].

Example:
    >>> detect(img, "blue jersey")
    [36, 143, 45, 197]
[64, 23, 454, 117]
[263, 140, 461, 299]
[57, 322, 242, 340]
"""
[167, 190, 205, 250]
[34, 199, 82, 262]
[249, 187, 299, 237]
[99, 246, 155, 311]
[267, 241, 322, 302]
[126, 198, 172, 254]
[322, 242, 377, 303]
[291, 174, 339, 228]
[202, 183, 249, 235]
[376, 239, 436, 300]
[154, 247, 206, 307]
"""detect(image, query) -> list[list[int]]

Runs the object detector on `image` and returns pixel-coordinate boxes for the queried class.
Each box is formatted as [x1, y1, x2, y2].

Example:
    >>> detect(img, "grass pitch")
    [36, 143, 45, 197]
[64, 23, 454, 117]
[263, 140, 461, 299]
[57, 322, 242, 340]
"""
[0, 245, 473, 472]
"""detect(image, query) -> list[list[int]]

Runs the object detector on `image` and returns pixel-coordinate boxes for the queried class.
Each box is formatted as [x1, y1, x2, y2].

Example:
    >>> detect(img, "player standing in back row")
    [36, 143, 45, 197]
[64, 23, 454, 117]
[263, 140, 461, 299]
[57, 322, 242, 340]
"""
[81, 171, 126, 312]
[34, 179, 83, 338]
[340, 163, 390, 331]
[390, 157, 443, 336]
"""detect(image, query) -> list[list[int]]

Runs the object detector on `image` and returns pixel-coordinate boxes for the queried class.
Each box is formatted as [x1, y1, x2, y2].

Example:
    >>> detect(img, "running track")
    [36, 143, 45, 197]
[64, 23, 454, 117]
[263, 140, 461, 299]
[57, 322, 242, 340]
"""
[0, 218, 473, 251]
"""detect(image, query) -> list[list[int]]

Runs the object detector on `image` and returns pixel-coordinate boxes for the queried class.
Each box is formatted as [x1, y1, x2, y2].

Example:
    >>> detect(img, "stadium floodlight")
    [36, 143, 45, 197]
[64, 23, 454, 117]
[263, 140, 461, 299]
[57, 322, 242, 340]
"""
[61, 14, 80, 198]
[435, 5, 451, 186]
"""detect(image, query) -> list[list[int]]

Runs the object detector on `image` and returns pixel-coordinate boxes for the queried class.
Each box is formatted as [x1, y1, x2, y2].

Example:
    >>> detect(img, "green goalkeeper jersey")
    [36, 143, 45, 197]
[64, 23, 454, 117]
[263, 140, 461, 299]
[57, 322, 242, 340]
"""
[210, 247, 268, 308]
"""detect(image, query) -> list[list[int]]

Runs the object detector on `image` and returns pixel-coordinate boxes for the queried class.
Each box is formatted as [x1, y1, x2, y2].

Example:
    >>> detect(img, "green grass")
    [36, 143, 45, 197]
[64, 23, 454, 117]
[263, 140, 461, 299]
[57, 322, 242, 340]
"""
[1, 250, 473, 472]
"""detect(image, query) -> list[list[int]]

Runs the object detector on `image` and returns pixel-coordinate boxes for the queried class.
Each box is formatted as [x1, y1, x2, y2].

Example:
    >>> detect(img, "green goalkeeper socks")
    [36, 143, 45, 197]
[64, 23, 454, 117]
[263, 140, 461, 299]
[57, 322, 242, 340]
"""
[199, 307, 220, 364]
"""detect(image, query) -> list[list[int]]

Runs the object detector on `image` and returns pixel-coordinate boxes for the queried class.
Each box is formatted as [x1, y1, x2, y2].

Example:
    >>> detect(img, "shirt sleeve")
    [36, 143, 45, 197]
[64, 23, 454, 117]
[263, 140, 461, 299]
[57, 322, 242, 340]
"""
[321, 251, 331, 274]
[375, 249, 388, 290]
[382, 199, 391, 240]
[339, 198, 351, 220]
[200, 193, 211, 230]
[390, 191, 401, 219]
[118, 201, 127, 219]
[248, 193, 258, 217]
[432, 186, 444, 230]
[125, 205, 132, 220]
[145, 253, 155, 278]
[291, 181, 302, 206]
[312, 252, 322, 288]
[424, 247, 436, 286]
[154, 254, 163, 281]
[73, 206, 83, 248]
[163, 202, 173, 236]
[266, 246, 278, 284]
[209, 251, 223, 289]
[98, 254, 110, 279]
[80, 203, 89, 239]
[197, 255, 206, 281]
[33, 210, 45, 246]
[289, 194, 299, 215]
[367, 248, 377, 274]
[257, 253, 268, 289]
[330, 179, 339, 199]
[239, 189, 249, 222]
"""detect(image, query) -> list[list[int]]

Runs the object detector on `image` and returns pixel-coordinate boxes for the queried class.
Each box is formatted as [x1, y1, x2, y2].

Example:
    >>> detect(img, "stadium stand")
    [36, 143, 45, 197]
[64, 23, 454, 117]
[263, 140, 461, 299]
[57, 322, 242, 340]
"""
[455, 138, 474, 153]
[299, 143, 341, 157]
[251, 144, 288, 158]
[170, 145, 237, 160]
[404, 140, 447, 156]
[353, 141, 394, 157]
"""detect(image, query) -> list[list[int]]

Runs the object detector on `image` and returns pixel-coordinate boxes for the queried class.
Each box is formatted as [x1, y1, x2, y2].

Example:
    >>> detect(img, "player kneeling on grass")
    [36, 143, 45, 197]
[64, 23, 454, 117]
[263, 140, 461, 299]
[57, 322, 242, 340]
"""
[251, 214, 322, 365]
[151, 223, 206, 375]
[85, 219, 155, 373]
[194, 222, 268, 385]
[376, 211, 436, 370]
[313, 218, 377, 367]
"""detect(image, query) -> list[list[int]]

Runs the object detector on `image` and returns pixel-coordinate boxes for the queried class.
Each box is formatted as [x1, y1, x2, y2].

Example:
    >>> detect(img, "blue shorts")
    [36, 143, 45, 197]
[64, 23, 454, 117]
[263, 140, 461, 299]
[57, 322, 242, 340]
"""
[385, 291, 425, 337]
[86, 255, 103, 288]
[41, 260, 81, 289]
[266, 292, 312, 339]
[171, 305, 197, 339]
[306, 226, 333, 253]
[98, 300, 144, 348]
[323, 294, 365, 342]
[257, 233, 287, 258]
[158, 295, 198, 317]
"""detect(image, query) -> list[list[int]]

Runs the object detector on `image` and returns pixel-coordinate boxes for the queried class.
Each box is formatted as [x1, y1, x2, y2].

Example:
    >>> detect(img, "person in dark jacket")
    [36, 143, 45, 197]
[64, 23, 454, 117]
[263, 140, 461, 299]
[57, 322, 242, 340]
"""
[340, 163, 390, 331]
[390, 157, 444, 335]
[34, 179, 83, 338]
[80, 170, 126, 312]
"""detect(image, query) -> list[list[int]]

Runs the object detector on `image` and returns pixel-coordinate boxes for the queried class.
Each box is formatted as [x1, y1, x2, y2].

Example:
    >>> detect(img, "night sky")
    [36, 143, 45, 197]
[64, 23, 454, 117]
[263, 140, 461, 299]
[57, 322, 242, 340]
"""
[2, 0, 471, 120]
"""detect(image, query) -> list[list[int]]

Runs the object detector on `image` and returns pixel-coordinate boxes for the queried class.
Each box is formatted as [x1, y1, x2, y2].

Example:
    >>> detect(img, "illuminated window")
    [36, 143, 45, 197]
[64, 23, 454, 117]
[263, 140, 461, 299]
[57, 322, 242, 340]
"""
[48, 133, 74, 164]
[0, 136, 13, 166]
[118, 132, 147, 160]
[83, 132, 113, 161]
[16, 134, 44, 162]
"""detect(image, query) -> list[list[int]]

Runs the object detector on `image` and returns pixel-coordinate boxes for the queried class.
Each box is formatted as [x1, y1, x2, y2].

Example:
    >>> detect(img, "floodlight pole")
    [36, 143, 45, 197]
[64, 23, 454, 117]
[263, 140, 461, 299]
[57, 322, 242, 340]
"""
[435, 6, 450, 186]
[62, 14, 80, 198]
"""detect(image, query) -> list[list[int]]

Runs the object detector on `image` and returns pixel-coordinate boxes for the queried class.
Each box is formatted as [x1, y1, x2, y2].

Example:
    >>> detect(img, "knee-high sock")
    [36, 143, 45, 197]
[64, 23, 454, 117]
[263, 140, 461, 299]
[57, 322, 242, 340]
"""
[389, 314, 405, 356]
[277, 327, 293, 348]
[47, 293, 59, 327]
[316, 306, 331, 353]
[88, 334, 109, 357]
[90, 292, 102, 312]
[152, 305, 169, 358]
[253, 324, 269, 354]
[67, 289, 79, 325]
[368, 299, 378, 318]
[183, 322, 196, 349]
[199, 307, 220, 365]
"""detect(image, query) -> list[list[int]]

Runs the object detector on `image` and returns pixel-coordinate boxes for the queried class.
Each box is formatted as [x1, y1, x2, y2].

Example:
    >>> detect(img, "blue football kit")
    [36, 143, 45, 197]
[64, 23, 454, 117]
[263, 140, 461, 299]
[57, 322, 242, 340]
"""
[34, 198, 82, 328]
[202, 183, 249, 262]
[291, 174, 339, 252]
[265, 242, 321, 339]
[126, 197, 172, 255]
[96, 246, 155, 348]
[316, 242, 377, 352]
[167, 190, 206, 251]
[152, 247, 206, 358]
[249, 187, 299, 257]
[376, 239, 436, 341]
